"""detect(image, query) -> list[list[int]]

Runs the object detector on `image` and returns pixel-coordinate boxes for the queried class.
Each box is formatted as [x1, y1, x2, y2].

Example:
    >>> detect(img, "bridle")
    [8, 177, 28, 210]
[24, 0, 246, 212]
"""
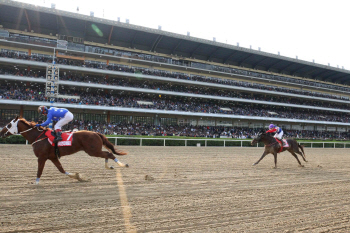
[3, 119, 42, 137]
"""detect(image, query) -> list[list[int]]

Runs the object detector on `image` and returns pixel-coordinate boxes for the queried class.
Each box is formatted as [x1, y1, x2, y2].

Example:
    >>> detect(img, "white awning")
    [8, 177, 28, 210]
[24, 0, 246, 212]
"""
[220, 107, 232, 111]
[137, 101, 154, 105]
[268, 111, 278, 115]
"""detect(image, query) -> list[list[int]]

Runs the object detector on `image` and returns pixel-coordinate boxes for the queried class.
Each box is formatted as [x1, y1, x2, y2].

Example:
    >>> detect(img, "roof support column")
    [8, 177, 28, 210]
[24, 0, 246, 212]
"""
[108, 26, 114, 45]
[24, 9, 31, 32]
[20, 105, 24, 118]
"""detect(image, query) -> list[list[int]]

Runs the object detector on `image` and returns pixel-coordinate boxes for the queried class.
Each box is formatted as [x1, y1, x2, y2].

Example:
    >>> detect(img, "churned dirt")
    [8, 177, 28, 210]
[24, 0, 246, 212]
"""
[1, 145, 350, 232]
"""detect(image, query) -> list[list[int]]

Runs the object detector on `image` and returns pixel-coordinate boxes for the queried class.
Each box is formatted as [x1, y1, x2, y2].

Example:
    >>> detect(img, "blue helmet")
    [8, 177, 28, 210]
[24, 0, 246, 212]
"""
[269, 124, 275, 129]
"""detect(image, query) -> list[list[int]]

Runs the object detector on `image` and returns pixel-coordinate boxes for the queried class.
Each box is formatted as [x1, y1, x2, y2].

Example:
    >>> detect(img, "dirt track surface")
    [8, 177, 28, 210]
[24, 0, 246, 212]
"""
[1, 145, 350, 232]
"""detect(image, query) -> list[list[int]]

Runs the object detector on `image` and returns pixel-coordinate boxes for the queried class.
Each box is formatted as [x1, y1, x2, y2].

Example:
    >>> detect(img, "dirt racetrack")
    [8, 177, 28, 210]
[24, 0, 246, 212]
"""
[1, 145, 350, 233]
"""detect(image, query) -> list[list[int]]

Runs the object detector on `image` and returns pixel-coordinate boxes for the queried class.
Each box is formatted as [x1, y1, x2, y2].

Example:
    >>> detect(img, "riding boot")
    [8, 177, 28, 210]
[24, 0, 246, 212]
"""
[54, 130, 62, 143]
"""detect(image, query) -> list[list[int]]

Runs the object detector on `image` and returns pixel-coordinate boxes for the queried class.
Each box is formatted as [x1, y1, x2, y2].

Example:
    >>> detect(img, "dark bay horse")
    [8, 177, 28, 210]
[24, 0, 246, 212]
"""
[0, 116, 129, 184]
[251, 132, 307, 168]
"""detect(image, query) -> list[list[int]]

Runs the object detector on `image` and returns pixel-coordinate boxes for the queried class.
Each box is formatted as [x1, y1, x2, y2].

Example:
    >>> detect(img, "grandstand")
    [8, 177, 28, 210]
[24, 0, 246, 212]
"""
[0, 0, 350, 139]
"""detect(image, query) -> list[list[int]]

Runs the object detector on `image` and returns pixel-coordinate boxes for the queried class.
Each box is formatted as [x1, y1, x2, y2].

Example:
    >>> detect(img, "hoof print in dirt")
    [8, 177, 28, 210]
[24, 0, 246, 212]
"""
[145, 175, 154, 181]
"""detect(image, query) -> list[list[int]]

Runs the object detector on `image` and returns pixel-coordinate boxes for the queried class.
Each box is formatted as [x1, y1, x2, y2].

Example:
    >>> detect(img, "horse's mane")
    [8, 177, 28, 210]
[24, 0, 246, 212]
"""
[19, 118, 45, 129]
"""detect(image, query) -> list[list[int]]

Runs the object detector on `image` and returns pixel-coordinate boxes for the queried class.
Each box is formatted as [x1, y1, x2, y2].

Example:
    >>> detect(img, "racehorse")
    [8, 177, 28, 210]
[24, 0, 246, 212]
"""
[0, 116, 129, 184]
[251, 132, 307, 168]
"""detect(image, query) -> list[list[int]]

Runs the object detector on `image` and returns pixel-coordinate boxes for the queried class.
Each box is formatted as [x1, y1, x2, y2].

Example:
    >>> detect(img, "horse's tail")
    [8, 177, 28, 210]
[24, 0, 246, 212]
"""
[298, 143, 306, 158]
[97, 133, 127, 155]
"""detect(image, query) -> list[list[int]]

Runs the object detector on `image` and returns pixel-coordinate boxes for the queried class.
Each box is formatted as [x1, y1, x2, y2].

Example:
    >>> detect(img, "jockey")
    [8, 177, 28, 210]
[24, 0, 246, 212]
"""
[36, 106, 74, 143]
[266, 124, 283, 140]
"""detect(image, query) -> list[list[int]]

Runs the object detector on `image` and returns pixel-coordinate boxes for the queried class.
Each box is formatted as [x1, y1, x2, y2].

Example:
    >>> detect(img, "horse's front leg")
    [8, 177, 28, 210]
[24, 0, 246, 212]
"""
[51, 157, 84, 181]
[253, 151, 268, 166]
[273, 152, 278, 169]
[35, 157, 47, 184]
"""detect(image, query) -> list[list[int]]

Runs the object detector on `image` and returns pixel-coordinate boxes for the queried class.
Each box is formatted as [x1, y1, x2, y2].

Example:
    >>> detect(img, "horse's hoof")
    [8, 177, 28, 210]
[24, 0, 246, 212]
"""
[76, 173, 84, 182]
[110, 166, 114, 169]
[299, 165, 305, 167]
[125, 164, 129, 168]
[252, 163, 257, 166]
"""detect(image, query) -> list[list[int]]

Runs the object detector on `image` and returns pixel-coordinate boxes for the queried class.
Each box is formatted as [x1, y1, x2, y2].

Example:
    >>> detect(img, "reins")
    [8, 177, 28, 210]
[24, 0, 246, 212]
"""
[16, 121, 48, 146]
[266, 141, 278, 146]
[31, 130, 48, 146]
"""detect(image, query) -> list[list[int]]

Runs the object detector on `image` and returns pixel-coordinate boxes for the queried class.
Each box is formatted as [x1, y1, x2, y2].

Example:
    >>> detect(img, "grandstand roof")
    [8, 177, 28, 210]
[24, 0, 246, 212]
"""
[1, 0, 350, 84]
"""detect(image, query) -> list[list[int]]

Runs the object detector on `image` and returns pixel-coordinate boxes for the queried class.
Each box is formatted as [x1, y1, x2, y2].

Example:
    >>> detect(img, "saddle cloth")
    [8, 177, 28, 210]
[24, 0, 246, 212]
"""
[276, 139, 289, 153]
[45, 131, 74, 147]
[281, 139, 289, 148]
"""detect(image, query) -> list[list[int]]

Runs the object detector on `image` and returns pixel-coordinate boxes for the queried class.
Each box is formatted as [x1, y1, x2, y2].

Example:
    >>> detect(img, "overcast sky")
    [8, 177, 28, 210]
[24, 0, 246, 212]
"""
[16, 0, 350, 70]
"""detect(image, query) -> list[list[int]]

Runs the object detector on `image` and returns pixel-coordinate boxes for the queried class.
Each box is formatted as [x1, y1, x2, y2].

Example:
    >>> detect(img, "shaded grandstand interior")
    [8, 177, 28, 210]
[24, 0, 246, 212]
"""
[2, 79, 350, 124]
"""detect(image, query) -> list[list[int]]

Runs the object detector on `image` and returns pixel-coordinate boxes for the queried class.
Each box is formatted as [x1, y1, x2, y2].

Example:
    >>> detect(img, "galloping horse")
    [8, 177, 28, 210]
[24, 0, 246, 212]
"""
[251, 132, 307, 168]
[0, 116, 129, 184]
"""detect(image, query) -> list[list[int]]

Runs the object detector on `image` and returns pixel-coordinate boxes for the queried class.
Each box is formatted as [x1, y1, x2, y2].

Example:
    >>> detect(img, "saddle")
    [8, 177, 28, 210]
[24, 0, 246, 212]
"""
[45, 130, 74, 147]
[275, 138, 289, 153]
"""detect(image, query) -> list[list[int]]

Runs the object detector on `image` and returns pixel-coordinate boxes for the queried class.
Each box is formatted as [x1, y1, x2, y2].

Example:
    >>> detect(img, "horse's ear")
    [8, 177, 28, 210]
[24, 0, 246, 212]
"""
[14, 116, 19, 121]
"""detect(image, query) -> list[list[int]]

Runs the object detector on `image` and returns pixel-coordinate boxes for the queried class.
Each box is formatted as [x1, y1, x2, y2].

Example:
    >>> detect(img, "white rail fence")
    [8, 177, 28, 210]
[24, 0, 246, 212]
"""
[106, 137, 350, 148]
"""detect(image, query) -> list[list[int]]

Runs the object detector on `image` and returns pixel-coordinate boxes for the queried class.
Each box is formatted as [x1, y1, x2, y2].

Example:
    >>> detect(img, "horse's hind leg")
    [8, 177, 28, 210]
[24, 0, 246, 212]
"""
[105, 158, 114, 170]
[50, 158, 83, 181]
[295, 151, 307, 162]
[295, 145, 307, 162]
[103, 146, 115, 170]
[289, 151, 304, 167]
[86, 150, 129, 168]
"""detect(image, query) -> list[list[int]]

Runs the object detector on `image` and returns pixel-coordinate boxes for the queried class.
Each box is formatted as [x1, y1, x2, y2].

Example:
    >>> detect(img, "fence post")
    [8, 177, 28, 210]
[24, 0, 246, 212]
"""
[323, 142, 324, 148]
[185, 139, 187, 147]
[205, 140, 207, 147]
[241, 140, 243, 147]
[164, 139, 165, 147]
[140, 138, 142, 146]
[115, 138, 117, 146]
[224, 140, 226, 147]
[26, 140, 28, 145]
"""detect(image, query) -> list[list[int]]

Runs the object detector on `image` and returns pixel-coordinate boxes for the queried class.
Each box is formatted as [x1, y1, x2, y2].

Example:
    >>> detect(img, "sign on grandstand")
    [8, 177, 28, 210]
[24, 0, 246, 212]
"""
[57, 40, 68, 49]
[45, 64, 80, 103]
[45, 65, 59, 99]
[137, 101, 154, 105]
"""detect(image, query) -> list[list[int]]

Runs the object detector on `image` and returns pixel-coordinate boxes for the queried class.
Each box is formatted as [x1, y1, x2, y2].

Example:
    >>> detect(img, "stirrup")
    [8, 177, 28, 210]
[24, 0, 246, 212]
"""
[53, 137, 62, 143]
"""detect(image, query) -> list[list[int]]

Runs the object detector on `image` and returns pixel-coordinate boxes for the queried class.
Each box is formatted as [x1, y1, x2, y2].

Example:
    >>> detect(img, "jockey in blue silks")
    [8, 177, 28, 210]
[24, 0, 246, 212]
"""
[36, 106, 74, 143]
[266, 123, 283, 140]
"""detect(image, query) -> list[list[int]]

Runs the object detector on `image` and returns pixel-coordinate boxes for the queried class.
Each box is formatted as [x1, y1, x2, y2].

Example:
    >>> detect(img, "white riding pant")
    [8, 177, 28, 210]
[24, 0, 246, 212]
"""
[274, 130, 283, 140]
[54, 112, 74, 130]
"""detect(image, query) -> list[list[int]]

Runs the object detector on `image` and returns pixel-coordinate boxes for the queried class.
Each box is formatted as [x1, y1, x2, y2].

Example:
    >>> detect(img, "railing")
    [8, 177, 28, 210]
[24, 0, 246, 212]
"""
[106, 137, 350, 148]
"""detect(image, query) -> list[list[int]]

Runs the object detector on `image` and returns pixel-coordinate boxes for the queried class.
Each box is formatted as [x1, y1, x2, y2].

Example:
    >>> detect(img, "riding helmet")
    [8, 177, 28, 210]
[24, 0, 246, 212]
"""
[269, 124, 275, 129]
[38, 106, 48, 115]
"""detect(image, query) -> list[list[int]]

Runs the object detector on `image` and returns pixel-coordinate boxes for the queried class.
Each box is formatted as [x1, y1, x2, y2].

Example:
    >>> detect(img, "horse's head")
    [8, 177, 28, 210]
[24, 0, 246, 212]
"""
[251, 131, 267, 145]
[0, 116, 38, 138]
[0, 116, 20, 138]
